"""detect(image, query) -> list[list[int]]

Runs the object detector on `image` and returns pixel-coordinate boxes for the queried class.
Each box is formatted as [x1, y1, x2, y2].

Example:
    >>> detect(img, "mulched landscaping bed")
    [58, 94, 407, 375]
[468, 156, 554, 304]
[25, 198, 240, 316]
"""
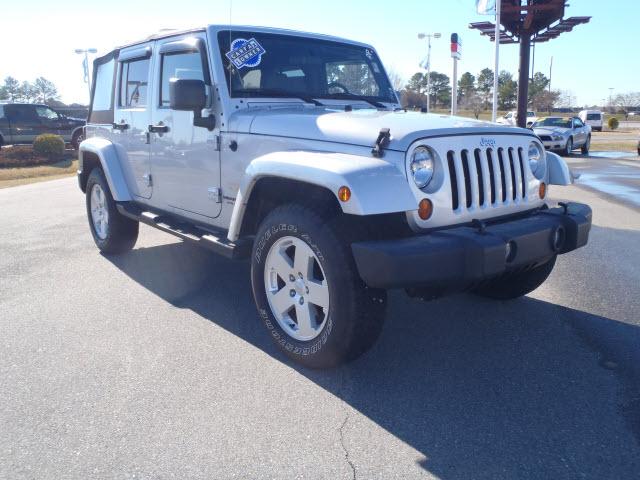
[0, 145, 72, 168]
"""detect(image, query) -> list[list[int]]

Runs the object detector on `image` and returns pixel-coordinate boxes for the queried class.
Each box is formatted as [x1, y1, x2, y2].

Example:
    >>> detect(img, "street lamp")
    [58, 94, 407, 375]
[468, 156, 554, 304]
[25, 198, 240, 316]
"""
[418, 32, 441, 112]
[75, 48, 98, 103]
[608, 87, 614, 113]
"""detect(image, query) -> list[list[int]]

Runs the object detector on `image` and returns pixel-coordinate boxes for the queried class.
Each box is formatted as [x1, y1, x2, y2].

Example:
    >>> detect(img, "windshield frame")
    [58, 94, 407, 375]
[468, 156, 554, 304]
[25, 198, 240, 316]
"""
[533, 117, 572, 129]
[216, 30, 397, 105]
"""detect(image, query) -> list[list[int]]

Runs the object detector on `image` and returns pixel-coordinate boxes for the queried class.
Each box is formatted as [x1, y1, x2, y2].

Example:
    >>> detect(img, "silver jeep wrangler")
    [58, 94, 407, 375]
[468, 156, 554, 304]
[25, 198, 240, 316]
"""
[78, 25, 592, 368]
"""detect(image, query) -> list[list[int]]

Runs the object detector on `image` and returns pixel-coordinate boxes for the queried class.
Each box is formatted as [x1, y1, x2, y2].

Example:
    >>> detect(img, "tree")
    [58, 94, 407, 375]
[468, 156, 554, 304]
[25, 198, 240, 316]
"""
[1, 76, 21, 101]
[427, 71, 450, 109]
[458, 72, 476, 104]
[528, 72, 550, 106]
[385, 68, 406, 93]
[407, 72, 425, 94]
[18, 81, 38, 103]
[613, 92, 640, 120]
[530, 89, 561, 113]
[462, 92, 484, 119]
[497, 70, 517, 110]
[33, 77, 60, 104]
[477, 68, 494, 110]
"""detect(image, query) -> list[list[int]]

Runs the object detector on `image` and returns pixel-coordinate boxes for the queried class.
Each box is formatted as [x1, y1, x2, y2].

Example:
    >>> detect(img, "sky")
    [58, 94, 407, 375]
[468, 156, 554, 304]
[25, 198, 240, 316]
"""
[0, 0, 636, 106]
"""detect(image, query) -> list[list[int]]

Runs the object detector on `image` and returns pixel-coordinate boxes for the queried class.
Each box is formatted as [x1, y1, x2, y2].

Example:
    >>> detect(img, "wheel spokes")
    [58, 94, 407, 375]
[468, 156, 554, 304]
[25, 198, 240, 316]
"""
[306, 280, 329, 310]
[270, 285, 295, 317]
[293, 243, 314, 278]
[271, 249, 294, 281]
[295, 302, 315, 338]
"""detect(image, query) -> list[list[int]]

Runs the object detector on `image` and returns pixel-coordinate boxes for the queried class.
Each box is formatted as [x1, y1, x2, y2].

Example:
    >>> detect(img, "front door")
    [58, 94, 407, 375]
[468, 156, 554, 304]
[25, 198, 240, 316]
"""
[573, 118, 587, 146]
[113, 44, 153, 199]
[149, 34, 221, 219]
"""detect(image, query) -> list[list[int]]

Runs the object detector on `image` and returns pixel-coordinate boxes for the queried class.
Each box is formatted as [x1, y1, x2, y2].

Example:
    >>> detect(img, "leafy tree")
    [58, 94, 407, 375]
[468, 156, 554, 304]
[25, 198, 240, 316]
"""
[477, 68, 494, 110]
[407, 72, 426, 94]
[427, 72, 451, 109]
[527, 72, 550, 106]
[18, 81, 38, 103]
[497, 70, 517, 110]
[458, 72, 476, 103]
[33, 77, 60, 104]
[1, 76, 21, 101]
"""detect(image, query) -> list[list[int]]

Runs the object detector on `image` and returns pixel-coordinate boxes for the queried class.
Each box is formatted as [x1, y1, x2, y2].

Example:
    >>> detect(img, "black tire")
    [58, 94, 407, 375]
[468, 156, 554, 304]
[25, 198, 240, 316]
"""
[72, 130, 84, 151]
[581, 135, 591, 155]
[251, 204, 386, 368]
[564, 138, 573, 157]
[474, 256, 557, 300]
[85, 168, 138, 254]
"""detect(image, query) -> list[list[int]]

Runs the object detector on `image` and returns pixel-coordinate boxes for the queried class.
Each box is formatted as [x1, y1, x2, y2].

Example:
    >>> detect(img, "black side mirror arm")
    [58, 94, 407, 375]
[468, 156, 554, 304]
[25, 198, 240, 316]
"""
[193, 110, 216, 131]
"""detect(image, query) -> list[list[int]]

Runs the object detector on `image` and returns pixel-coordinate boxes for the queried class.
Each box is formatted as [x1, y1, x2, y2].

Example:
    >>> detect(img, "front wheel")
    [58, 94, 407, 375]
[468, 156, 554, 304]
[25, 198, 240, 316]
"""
[72, 130, 84, 151]
[473, 256, 557, 300]
[251, 204, 386, 368]
[85, 168, 139, 254]
[564, 138, 573, 157]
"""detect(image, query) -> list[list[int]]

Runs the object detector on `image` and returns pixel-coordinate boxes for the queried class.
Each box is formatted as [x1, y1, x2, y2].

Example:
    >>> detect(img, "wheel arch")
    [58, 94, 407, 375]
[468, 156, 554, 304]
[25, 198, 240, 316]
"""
[78, 137, 132, 201]
[226, 151, 416, 242]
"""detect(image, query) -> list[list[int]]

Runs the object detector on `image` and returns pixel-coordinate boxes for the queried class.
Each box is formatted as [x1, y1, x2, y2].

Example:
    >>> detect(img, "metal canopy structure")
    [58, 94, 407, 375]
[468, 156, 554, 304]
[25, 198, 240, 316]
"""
[469, 1, 591, 127]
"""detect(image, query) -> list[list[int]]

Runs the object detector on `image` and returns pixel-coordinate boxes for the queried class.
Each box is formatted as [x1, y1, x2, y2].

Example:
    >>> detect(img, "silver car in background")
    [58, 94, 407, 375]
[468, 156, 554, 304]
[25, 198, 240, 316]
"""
[532, 116, 591, 156]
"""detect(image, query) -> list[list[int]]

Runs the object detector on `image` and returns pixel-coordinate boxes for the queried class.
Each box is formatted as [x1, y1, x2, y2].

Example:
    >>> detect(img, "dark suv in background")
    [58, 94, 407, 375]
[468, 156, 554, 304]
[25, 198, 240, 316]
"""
[0, 103, 86, 150]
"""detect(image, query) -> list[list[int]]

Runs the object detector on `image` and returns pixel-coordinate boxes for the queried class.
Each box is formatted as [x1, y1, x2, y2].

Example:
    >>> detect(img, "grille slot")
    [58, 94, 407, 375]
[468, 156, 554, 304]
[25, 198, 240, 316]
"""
[447, 143, 528, 212]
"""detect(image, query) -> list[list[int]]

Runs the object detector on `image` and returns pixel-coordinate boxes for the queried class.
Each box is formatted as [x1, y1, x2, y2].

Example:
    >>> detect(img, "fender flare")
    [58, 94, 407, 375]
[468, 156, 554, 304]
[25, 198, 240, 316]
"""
[546, 151, 574, 186]
[227, 150, 415, 241]
[79, 137, 132, 201]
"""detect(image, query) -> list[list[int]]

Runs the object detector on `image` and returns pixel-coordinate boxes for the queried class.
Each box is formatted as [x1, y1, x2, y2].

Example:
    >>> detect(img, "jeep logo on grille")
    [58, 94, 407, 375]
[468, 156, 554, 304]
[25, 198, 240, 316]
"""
[479, 137, 496, 148]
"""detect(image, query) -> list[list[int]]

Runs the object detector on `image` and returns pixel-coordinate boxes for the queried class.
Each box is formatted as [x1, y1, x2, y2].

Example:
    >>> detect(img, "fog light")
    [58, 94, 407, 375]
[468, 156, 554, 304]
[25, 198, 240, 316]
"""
[539, 182, 547, 199]
[505, 241, 517, 263]
[418, 198, 433, 220]
[551, 226, 565, 252]
[338, 186, 351, 202]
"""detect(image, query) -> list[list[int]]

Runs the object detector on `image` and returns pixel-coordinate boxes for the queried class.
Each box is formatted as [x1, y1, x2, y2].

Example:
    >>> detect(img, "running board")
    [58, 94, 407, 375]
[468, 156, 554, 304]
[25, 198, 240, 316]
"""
[116, 203, 251, 260]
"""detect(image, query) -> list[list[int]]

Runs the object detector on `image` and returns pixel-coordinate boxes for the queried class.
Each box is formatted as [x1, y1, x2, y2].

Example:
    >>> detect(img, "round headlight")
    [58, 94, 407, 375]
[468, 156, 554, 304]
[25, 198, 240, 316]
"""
[528, 142, 543, 174]
[410, 146, 435, 188]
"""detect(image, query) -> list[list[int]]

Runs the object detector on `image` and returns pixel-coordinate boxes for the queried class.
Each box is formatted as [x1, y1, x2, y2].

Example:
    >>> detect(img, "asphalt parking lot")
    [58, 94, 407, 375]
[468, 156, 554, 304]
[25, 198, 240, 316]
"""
[1, 168, 639, 479]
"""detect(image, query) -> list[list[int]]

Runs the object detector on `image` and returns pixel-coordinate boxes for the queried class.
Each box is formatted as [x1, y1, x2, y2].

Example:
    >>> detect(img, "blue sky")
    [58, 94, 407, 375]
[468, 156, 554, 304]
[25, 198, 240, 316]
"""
[0, 0, 636, 106]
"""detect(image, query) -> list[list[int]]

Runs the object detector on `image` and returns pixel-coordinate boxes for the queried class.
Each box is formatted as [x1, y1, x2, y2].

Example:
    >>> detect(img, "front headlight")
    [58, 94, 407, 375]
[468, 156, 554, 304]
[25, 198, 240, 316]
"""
[551, 134, 563, 141]
[528, 141, 543, 174]
[410, 146, 435, 188]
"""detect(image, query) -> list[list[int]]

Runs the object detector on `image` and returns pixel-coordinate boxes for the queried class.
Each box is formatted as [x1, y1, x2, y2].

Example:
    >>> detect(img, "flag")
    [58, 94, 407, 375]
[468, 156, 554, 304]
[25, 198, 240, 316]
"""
[476, 0, 496, 15]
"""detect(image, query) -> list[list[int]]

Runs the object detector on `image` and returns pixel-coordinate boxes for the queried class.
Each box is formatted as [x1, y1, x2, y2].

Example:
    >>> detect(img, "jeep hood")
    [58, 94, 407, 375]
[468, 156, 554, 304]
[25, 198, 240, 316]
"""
[228, 107, 534, 152]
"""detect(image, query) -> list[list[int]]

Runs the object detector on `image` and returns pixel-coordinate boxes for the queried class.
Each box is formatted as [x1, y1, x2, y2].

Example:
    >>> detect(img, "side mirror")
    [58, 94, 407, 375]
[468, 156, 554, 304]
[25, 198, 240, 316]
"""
[169, 78, 215, 131]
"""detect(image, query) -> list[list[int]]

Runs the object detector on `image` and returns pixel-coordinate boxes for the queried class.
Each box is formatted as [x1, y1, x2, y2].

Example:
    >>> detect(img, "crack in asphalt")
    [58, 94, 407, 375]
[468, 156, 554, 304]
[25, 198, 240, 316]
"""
[339, 411, 356, 480]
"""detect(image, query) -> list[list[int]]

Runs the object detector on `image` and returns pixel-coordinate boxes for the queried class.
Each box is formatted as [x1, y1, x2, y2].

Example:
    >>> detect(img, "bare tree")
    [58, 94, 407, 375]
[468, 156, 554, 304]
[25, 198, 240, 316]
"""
[385, 68, 406, 93]
[613, 92, 640, 120]
[33, 77, 60, 104]
[462, 93, 484, 119]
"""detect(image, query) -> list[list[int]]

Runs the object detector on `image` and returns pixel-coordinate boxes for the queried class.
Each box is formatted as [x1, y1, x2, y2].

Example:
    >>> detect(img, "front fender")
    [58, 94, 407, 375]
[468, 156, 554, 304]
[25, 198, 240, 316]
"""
[78, 137, 132, 201]
[546, 151, 574, 186]
[227, 151, 416, 241]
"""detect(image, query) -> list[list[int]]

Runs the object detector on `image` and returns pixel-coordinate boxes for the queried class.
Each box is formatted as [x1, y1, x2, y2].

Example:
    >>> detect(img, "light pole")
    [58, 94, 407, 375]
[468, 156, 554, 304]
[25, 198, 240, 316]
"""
[418, 32, 441, 112]
[75, 48, 98, 103]
[608, 87, 614, 113]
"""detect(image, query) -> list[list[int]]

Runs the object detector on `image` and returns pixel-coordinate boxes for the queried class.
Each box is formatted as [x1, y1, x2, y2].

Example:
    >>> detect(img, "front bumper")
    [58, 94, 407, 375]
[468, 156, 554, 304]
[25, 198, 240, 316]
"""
[352, 202, 591, 290]
[541, 140, 565, 150]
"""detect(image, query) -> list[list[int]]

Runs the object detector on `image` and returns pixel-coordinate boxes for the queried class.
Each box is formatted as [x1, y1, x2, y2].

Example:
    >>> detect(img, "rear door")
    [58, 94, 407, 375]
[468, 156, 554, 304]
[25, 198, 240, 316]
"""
[148, 33, 221, 219]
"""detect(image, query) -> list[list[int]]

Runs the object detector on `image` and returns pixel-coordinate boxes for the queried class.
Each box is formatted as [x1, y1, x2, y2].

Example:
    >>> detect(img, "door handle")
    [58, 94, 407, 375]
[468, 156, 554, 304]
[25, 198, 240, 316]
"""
[112, 121, 130, 131]
[148, 124, 169, 134]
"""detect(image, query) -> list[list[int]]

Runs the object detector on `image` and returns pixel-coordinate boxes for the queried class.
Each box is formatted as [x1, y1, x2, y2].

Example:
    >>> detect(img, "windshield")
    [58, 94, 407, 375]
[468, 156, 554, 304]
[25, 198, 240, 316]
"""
[586, 113, 601, 120]
[218, 31, 396, 104]
[533, 117, 572, 128]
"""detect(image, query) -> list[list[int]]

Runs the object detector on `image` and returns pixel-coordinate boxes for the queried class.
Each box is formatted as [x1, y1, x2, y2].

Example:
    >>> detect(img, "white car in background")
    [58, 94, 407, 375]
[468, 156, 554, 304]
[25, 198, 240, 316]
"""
[579, 110, 603, 132]
[497, 110, 538, 127]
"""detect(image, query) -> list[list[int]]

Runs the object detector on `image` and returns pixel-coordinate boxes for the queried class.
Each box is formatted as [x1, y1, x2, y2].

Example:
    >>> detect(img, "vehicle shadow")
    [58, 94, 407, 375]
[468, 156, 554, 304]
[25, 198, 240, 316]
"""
[105, 227, 640, 479]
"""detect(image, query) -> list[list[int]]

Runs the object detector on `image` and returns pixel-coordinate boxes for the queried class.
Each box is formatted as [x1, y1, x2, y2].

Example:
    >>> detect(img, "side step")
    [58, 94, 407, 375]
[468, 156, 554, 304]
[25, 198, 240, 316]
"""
[116, 203, 252, 260]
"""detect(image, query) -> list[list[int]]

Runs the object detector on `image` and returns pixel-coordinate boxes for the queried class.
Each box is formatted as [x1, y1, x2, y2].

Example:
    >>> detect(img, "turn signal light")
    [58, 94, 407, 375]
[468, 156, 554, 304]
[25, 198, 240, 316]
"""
[539, 182, 547, 199]
[418, 198, 433, 220]
[338, 186, 351, 202]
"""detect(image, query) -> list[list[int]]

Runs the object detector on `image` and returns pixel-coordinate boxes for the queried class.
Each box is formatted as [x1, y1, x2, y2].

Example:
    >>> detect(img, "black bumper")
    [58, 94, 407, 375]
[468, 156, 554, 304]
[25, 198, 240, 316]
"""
[351, 202, 592, 290]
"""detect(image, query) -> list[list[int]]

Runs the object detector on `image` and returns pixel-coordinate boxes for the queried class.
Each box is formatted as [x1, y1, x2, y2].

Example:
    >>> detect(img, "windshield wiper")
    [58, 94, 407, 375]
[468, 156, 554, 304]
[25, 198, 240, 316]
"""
[234, 88, 324, 106]
[320, 93, 388, 109]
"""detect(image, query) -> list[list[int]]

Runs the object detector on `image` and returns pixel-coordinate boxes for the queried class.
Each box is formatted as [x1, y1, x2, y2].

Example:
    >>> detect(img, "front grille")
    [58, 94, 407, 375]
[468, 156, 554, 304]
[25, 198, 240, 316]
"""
[446, 147, 527, 211]
[539, 135, 552, 141]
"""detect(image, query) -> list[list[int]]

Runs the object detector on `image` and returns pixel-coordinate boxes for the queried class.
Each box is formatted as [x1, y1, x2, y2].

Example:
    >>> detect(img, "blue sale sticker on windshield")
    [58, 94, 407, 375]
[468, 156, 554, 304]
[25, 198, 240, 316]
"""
[225, 38, 266, 69]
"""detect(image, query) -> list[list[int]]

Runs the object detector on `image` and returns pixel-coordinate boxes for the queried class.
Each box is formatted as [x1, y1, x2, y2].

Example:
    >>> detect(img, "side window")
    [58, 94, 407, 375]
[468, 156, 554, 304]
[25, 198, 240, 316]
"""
[89, 57, 116, 123]
[35, 106, 59, 121]
[0, 105, 4, 119]
[10, 105, 38, 121]
[159, 52, 204, 107]
[119, 58, 150, 108]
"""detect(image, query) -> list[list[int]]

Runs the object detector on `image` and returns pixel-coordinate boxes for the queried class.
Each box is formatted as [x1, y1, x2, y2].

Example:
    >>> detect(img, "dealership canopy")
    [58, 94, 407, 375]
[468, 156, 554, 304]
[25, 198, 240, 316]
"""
[469, 0, 591, 127]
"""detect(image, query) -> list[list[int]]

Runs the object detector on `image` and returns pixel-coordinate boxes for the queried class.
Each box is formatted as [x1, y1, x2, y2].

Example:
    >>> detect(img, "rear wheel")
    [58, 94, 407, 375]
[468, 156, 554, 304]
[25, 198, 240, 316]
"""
[85, 168, 138, 254]
[72, 130, 84, 151]
[473, 256, 557, 300]
[251, 204, 386, 368]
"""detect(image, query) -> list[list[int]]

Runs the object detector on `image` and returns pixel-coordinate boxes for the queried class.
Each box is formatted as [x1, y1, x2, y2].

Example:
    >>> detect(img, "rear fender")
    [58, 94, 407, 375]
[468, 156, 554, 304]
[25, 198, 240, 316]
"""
[78, 137, 132, 201]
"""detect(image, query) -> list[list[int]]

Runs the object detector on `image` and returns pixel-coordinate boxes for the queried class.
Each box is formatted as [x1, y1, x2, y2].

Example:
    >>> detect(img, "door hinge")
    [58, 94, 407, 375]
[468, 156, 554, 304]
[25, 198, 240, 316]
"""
[208, 187, 221, 203]
[215, 135, 221, 151]
[143, 173, 152, 187]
